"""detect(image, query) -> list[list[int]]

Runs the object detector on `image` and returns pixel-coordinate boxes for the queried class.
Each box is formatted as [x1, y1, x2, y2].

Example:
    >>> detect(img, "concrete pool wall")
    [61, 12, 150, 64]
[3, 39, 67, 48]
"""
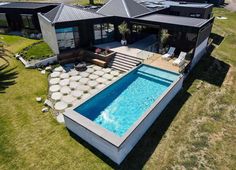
[63, 65, 184, 164]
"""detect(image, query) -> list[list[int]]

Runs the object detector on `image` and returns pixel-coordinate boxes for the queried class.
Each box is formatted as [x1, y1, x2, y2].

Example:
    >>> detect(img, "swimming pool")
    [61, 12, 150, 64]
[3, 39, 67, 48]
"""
[64, 64, 183, 164]
[74, 65, 178, 137]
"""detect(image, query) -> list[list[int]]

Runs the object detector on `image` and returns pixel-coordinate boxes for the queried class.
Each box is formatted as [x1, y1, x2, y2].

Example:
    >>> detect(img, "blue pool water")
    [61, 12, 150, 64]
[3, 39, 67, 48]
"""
[74, 65, 180, 137]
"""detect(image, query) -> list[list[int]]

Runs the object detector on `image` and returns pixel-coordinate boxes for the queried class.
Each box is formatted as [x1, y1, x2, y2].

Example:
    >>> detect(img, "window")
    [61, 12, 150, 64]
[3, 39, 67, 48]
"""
[56, 27, 79, 50]
[189, 13, 202, 18]
[21, 14, 35, 29]
[93, 23, 114, 44]
[0, 13, 8, 27]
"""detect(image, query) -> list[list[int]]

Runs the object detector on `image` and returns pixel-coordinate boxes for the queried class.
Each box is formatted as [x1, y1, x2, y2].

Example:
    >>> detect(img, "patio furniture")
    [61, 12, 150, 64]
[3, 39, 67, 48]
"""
[161, 47, 175, 60]
[173, 52, 187, 66]
[75, 62, 87, 71]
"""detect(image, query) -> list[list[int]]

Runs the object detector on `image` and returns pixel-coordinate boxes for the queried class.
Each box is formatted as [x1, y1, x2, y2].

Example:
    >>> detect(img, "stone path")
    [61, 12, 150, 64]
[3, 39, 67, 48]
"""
[48, 64, 124, 112]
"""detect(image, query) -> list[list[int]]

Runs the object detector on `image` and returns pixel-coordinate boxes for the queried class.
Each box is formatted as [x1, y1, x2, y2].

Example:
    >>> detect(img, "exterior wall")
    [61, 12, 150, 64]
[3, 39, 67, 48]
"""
[169, 6, 212, 19]
[64, 74, 184, 164]
[38, 13, 59, 54]
[190, 37, 208, 70]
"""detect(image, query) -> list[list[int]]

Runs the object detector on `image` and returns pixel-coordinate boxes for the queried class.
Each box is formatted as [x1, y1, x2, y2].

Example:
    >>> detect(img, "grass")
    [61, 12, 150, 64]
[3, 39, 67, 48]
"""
[0, 34, 39, 53]
[21, 41, 54, 61]
[0, 7, 236, 170]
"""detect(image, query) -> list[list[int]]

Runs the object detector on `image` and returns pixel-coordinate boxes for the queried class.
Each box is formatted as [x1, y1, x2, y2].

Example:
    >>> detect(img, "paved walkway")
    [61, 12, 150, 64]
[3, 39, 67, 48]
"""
[49, 64, 123, 112]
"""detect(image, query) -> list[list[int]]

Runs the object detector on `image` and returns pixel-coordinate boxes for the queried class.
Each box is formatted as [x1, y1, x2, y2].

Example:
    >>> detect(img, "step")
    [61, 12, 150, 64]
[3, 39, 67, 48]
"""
[113, 56, 141, 65]
[90, 58, 106, 67]
[116, 53, 143, 62]
[110, 65, 130, 72]
[116, 53, 144, 61]
[110, 60, 136, 68]
[110, 63, 132, 71]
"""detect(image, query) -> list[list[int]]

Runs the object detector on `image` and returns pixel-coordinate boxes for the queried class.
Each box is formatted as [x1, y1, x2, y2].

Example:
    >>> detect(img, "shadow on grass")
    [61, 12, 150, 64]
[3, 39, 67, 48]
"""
[0, 64, 18, 93]
[210, 33, 224, 46]
[68, 34, 230, 169]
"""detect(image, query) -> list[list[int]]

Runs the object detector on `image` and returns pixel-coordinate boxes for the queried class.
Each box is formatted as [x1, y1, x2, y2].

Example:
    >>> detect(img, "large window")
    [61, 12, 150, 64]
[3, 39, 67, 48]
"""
[94, 23, 114, 44]
[21, 14, 35, 29]
[56, 27, 79, 51]
[0, 13, 8, 27]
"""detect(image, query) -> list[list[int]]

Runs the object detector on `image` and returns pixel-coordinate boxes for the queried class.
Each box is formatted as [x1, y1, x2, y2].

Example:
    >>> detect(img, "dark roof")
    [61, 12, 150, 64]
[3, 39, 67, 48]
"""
[97, 0, 151, 18]
[43, 4, 104, 24]
[137, 14, 208, 27]
[0, 2, 57, 9]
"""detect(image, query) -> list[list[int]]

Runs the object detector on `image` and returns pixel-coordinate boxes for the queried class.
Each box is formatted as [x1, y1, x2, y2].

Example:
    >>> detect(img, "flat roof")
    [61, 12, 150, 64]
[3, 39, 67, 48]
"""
[137, 14, 208, 27]
[0, 2, 57, 9]
[136, 0, 212, 8]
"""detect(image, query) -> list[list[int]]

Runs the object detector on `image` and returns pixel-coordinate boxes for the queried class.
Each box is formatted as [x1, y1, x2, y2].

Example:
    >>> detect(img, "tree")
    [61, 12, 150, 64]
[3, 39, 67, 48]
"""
[0, 41, 11, 65]
[118, 21, 130, 40]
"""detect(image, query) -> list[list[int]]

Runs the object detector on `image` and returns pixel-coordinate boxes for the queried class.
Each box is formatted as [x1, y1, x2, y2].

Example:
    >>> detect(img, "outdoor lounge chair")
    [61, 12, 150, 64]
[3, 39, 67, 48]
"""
[161, 47, 175, 60]
[173, 52, 187, 66]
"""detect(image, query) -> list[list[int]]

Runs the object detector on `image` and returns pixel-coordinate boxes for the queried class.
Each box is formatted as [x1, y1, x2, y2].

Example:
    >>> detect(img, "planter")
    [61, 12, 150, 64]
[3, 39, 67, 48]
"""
[121, 39, 127, 45]
[85, 49, 115, 62]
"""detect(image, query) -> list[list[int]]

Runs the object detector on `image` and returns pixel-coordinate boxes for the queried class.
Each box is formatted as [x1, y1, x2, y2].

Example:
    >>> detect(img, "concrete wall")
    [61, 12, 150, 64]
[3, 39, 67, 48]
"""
[38, 13, 59, 54]
[64, 75, 184, 164]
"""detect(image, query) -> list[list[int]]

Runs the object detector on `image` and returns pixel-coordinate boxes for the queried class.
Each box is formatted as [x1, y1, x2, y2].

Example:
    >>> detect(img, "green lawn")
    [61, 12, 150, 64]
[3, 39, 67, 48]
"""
[0, 34, 39, 54]
[22, 41, 54, 61]
[0, 8, 236, 170]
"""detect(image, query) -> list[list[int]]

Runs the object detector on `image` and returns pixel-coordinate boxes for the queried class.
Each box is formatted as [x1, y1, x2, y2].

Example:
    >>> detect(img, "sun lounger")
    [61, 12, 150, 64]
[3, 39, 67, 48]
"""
[162, 47, 175, 60]
[173, 52, 187, 66]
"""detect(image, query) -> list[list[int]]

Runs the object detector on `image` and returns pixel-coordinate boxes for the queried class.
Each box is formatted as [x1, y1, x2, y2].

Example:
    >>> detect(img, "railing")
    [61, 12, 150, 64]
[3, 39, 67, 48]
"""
[137, 42, 158, 60]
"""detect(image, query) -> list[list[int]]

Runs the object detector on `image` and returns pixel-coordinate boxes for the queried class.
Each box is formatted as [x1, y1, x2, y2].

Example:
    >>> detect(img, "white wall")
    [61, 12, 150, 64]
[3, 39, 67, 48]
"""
[190, 37, 208, 70]
[38, 13, 59, 54]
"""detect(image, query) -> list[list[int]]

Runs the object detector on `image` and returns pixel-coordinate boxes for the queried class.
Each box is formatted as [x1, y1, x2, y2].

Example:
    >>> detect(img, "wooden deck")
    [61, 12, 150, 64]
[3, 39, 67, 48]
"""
[144, 54, 189, 73]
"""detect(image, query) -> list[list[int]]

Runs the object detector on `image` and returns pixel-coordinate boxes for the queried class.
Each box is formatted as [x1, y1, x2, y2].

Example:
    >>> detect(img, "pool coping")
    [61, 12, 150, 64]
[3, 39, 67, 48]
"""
[63, 64, 183, 148]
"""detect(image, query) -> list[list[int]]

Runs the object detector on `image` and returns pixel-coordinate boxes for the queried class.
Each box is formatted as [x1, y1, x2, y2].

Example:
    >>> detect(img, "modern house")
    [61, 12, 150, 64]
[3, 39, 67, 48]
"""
[0, 2, 57, 33]
[37, 0, 214, 72]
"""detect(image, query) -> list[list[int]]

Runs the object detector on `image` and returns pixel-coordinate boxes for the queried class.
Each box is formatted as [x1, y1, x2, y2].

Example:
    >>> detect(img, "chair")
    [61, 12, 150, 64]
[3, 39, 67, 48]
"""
[173, 52, 187, 66]
[161, 47, 175, 60]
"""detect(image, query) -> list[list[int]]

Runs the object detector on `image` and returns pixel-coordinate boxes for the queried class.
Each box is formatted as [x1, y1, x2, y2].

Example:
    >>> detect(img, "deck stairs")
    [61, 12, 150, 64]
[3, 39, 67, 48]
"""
[108, 52, 143, 72]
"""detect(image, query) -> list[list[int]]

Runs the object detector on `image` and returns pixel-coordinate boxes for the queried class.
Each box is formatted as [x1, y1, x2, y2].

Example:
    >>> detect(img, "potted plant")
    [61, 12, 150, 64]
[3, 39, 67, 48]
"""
[118, 21, 130, 45]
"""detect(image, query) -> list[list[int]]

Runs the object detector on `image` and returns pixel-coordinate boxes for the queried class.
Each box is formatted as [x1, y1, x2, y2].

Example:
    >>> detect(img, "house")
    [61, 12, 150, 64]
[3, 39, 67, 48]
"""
[37, 0, 214, 72]
[0, 2, 57, 33]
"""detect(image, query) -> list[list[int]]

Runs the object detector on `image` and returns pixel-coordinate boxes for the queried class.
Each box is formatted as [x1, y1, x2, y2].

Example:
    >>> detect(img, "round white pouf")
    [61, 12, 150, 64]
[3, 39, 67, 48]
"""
[97, 84, 106, 89]
[80, 72, 89, 78]
[79, 78, 89, 84]
[71, 90, 83, 98]
[93, 65, 102, 70]
[111, 70, 120, 77]
[97, 77, 107, 84]
[69, 82, 78, 90]
[61, 95, 76, 104]
[87, 81, 98, 88]
[89, 89, 98, 94]
[49, 85, 60, 92]
[94, 70, 105, 76]
[51, 92, 62, 101]
[60, 86, 71, 95]
[103, 74, 114, 80]
[77, 85, 90, 92]
[103, 68, 112, 73]
[60, 73, 70, 79]
[82, 93, 91, 100]
[70, 76, 81, 82]
[86, 68, 94, 73]
[59, 79, 70, 86]
[49, 78, 60, 85]
[54, 101, 67, 111]
[89, 74, 98, 80]
[50, 72, 60, 78]
[69, 70, 78, 76]
[54, 66, 64, 72]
